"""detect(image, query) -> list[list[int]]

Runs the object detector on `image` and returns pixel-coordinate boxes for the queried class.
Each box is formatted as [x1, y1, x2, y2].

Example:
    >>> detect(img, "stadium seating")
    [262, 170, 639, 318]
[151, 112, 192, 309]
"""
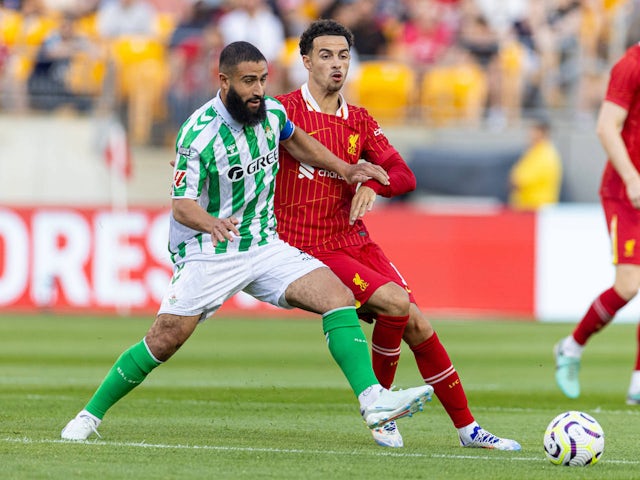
[0, 9, 60, 110]
[279, 37, 299, 68]
[497, 40, 526, 125]
[15, 12, 59, 48]
[154, 12, 176, 45]
[420, 62, 487, 127]
[108, 35, 170, 144]
[348, 60, 416, 123]
[74, 12, 100, 41]
[65, 50, 107, 97]
[0, 8, 23, 47]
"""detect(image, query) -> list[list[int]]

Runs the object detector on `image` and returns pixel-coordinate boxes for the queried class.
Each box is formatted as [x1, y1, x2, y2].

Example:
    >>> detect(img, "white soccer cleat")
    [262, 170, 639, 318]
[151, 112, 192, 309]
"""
[361, 385, 433, 429]
[459, 425, 521, 451]
[61, 413, 101, 441]
[370, 420, 404, 448]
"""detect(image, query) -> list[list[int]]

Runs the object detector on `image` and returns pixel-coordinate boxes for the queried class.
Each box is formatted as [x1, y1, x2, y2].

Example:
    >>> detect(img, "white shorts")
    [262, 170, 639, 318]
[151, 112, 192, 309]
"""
[158, 239, 325, 320]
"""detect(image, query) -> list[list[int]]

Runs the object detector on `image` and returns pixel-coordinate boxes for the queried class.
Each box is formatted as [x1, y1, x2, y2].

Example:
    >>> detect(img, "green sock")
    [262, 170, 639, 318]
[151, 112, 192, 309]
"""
[85, 339, 161, 419]
[322, 307, 379, 397]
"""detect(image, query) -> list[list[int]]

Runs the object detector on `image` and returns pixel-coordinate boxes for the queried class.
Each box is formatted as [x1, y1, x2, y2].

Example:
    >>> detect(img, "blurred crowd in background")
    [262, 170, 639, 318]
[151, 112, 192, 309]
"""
[1, 0, 639, 146]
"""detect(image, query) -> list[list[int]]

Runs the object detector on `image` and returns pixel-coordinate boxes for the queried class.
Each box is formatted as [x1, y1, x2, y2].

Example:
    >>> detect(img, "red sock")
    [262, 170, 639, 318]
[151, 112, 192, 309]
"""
[410, 333, 474, 428]
[371, 314, 408, 389]
[573, 288, 628, 345]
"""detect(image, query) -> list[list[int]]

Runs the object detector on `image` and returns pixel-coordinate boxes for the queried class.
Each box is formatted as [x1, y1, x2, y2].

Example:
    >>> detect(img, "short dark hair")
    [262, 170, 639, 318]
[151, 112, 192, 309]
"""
[299, 19, 354, 56]
[219, 41, 266, 74]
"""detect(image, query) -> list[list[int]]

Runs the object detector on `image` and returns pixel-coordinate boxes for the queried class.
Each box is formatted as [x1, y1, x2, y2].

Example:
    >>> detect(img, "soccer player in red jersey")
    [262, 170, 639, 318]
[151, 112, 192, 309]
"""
[275, 19, 520, 450]
[555, 42, 640, 404]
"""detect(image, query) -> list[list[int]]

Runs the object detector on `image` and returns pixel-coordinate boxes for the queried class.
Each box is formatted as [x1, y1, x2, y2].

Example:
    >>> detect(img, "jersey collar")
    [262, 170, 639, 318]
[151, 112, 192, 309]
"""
[301, 83, 349, 119]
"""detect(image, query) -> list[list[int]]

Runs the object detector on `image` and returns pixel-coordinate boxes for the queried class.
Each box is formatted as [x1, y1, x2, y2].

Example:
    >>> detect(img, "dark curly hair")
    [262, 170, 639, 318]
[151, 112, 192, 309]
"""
[299, 19, 354, 56]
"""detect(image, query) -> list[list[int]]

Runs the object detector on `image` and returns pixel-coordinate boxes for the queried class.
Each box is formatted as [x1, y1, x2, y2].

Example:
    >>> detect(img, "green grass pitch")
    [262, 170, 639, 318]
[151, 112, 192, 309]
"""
[1, 314, 639, 479]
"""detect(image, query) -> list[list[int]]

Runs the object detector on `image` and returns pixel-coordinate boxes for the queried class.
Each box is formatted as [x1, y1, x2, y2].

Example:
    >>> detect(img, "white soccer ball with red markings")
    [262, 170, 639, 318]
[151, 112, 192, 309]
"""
[543, 411, 604, 466]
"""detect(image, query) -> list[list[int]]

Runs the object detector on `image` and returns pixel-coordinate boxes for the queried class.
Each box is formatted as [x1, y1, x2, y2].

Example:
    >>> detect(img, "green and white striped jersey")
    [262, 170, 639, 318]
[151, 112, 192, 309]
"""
[168, 93, 294, 265]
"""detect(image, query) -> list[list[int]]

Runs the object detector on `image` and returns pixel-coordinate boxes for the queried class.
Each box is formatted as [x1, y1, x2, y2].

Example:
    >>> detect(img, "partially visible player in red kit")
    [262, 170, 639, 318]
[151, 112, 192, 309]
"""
[274, 19, 520, 450]
[555, 42, 640, 404]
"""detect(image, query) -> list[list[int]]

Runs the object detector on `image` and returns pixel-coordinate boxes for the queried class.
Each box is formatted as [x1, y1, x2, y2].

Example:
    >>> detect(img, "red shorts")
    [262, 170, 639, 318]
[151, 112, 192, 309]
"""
[602, 197, 640, 265]
[312, 242, 416, 306]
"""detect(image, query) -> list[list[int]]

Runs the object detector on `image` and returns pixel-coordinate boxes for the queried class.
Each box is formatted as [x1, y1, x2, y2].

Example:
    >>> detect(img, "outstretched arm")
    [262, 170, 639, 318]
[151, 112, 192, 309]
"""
[281, 127, 389, 186]
[361, 150, 416, 198]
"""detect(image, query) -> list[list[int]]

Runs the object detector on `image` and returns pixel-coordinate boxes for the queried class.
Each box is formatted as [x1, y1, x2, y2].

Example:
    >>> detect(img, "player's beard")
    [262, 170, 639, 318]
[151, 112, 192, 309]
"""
[226, 86, 266, 126]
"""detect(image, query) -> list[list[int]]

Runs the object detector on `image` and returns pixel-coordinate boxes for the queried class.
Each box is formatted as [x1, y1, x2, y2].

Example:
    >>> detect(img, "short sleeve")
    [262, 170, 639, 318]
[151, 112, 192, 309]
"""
[171, 145, 201, 199]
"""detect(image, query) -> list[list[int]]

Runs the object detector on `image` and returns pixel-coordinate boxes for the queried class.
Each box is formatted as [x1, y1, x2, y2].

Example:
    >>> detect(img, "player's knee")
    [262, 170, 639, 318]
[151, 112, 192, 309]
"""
[145, 314, 198, 361]
[386, 289, 411, 315]
[614, 265, 640, 300]
[403, 308, 433, 345]
[616, 284, 639, 301]
[369, 283, 410, 316]
[145, 333, 179, 362]
[332, 283, 357, 308]
[316, 277, 356, 310]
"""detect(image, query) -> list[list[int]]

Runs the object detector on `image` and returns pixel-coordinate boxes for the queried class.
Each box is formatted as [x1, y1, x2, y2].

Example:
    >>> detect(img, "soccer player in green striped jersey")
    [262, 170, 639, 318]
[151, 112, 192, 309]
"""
[60, 41, 434, 441]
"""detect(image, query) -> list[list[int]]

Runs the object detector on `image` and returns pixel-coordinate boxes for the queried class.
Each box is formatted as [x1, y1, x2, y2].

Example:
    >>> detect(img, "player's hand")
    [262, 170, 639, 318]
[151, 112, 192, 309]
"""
[342, 163, 389, 186]
[349, 186, 376, 224]
[627, 178, 640, 209]
[210, 216, 240, 246]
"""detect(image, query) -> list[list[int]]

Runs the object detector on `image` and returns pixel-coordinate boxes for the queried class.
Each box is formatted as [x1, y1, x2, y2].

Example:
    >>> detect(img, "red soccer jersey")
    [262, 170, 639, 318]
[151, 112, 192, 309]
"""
[275, 86, 416, 253]
[600, 43, 640, 200]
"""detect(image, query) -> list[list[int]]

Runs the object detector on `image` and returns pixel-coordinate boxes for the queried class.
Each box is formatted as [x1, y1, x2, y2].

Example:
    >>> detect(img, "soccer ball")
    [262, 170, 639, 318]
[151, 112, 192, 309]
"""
[543, 411, 605, 466]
